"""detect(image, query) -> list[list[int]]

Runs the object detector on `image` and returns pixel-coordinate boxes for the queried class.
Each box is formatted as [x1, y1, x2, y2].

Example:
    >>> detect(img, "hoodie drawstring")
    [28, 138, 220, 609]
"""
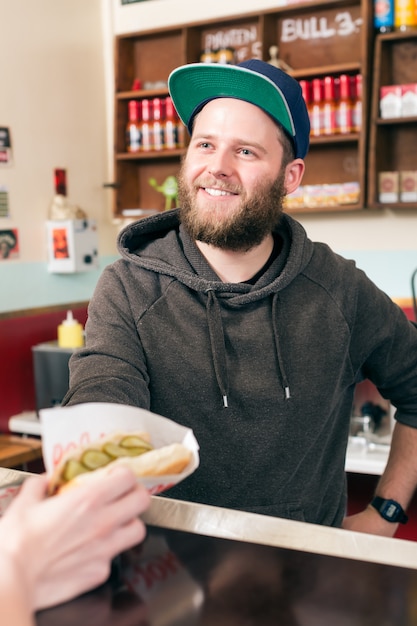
[205, 290, 291, 407]
[272, 293, 291, 399]
[206, 290, 229, 408]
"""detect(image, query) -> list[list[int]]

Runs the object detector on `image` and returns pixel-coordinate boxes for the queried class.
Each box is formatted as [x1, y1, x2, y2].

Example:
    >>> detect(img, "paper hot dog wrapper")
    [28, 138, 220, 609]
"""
[39, 403, 200, 495]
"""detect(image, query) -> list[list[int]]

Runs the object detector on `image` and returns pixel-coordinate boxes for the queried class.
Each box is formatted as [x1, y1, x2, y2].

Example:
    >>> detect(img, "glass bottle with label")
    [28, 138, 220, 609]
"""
[164, 97, 178, 150]
[310, 78, 323, 137]
[299, 80, 313, 139]
[140, 99, 152, 152]
[322, 76, 337, 135]
[126, 100, 141, 153]
[336, 75, 353, 134]
[151, 98, 164, 151]
[352, 74, 362, 133]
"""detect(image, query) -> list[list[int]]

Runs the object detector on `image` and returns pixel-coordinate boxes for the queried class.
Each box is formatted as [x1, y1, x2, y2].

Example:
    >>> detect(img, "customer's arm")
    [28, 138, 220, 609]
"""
[343, 421, 417, 536]
[0, 466, 150, 622]
[0, 551, 33, 626]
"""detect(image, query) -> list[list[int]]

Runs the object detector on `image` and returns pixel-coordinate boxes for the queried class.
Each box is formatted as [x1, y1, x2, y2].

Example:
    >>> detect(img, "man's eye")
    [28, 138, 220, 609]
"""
[240, 148, 254, 156]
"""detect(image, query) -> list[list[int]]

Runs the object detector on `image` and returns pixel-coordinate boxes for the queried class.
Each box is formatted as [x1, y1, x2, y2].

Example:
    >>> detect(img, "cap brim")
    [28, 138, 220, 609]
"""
[168, 63, 295, 139]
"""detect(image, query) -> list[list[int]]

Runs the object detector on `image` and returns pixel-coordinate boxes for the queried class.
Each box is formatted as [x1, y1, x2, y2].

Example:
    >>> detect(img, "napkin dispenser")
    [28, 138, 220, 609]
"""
[32, 341, 74, 412]
[46, 219, 99, 273]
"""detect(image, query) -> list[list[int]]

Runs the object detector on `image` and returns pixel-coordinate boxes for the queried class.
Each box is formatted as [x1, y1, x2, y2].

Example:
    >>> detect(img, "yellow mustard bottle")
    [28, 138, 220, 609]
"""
[57, 310, 84, 348]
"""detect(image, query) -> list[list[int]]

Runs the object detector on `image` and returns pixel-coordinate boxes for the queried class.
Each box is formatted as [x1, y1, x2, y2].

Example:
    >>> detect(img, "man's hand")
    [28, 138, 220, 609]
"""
[342, 504, 399, 537]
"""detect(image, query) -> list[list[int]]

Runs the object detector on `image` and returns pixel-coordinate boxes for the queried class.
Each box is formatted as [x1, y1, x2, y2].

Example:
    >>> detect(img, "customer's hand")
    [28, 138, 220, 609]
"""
[0, 466, 150, 612]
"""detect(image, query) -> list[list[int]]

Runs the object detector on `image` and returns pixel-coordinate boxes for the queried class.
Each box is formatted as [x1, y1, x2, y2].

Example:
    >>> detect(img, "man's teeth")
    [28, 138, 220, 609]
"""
[204, 188, 233, 196]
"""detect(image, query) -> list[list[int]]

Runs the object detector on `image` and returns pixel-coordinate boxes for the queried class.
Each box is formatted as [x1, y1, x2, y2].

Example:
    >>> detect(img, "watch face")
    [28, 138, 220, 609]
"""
[382, 500, 399, 520]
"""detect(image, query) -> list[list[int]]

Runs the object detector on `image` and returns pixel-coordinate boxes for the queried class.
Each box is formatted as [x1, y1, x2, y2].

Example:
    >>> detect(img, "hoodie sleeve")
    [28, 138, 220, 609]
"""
[62, 262, 151, 409]
[348, 266, 417, 428]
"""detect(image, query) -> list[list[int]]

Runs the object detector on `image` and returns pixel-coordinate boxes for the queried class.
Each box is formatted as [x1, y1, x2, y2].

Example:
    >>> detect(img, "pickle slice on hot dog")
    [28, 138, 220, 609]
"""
[48, 431, 191, 495]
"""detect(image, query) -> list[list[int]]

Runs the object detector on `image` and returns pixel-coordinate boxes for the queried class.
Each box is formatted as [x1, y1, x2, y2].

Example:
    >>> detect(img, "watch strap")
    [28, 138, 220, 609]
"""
[371, 496, 408, 524]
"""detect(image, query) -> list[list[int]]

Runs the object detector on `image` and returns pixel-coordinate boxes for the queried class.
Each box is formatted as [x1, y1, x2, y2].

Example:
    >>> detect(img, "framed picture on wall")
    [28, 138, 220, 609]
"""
[0, 228, 19, 260]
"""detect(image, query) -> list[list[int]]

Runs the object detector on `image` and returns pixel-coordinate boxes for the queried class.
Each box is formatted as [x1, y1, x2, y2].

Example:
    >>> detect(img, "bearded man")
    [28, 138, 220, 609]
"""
[64, 60, 417, 537]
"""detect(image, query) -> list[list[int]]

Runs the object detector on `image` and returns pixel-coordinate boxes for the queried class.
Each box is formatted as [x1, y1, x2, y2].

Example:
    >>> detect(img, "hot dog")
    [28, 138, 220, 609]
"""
[48, 431, 192, 495]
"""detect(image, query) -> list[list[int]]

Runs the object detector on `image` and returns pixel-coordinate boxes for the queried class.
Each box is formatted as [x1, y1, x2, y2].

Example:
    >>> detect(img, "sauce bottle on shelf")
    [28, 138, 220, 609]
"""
[352, 74, 362, 133]
[217, 47, 235, 64]
[322, 76, 337, 135]
[151, 98, 164, 151]
[172, 102, 186, 149]
[140, 99, 152, 152]
[310, 78, 323, 137]
[200, 48, 217, 63]
[336, 74, 353, 134]
[126, 100, 141, 153]
[298, 80, 312, 118]
[164, 96, 179, 150]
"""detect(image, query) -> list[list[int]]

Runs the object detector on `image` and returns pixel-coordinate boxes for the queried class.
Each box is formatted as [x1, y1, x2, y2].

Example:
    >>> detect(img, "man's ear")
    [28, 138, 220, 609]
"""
[284, 159, 305, 195]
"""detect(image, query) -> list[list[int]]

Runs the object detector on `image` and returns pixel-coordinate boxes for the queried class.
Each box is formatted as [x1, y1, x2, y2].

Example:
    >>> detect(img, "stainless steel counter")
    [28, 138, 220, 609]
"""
[39, 495, 417, 625]
[2, 468, 417, 624]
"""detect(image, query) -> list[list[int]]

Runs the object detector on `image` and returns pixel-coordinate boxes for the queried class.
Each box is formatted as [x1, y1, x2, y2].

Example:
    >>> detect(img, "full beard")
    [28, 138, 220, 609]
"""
[178, 169, 287, 252]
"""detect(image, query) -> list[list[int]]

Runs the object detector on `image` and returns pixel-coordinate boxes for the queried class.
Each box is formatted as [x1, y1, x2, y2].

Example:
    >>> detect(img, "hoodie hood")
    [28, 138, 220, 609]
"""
[117, 209, 314, 306]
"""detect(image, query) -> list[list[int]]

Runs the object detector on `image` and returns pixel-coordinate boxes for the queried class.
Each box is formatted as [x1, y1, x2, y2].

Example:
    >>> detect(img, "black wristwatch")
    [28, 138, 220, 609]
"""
[371, 496, 408, 524]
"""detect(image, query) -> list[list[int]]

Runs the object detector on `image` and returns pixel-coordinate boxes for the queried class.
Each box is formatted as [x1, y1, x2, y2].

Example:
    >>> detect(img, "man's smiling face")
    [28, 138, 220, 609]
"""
[178, 98, 289, 251]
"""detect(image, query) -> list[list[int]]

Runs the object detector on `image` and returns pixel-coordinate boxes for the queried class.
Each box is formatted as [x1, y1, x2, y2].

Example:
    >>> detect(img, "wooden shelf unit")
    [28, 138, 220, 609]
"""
[112, 0, 374, 217]
[368, 30, 417, 210]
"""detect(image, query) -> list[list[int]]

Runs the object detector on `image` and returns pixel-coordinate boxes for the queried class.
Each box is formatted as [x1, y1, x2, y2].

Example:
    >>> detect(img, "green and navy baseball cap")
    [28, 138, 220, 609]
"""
[168, 59, 310, 159]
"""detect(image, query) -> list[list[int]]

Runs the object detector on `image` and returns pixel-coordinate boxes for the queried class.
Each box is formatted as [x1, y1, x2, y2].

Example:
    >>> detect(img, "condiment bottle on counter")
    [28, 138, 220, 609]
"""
[57, 310, 84, 348]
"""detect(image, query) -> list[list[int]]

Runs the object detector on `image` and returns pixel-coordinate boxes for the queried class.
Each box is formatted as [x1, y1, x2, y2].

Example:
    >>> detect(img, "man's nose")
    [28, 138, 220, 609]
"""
[208, 149, 233, 178]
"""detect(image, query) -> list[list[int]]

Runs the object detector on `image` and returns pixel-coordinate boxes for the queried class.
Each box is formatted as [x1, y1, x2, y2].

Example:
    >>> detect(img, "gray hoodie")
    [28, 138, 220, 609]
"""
[64, 210, 417, 526]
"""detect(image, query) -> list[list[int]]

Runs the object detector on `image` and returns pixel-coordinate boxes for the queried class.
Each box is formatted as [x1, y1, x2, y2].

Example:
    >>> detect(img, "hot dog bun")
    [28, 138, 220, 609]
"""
[48, 431, 192, 495]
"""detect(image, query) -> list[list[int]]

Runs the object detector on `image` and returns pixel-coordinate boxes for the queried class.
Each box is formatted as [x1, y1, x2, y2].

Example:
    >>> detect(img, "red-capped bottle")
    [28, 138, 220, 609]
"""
[322, 76, 337, 135]
[126, 100, 141, 153]
[164, 96, 178, 150]
[151, 98, 164, 151]
[140, 99, 152, 152]
[171, 101, 185, 149]
[299, 79, 312, 114]
[311, 78, 323, 137]
[336, 75, 353, 134]
[352, 74, 362, 133]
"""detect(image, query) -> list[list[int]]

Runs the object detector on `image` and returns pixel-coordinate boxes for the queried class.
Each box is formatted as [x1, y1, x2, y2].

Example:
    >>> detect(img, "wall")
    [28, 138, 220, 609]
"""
[0, 0, 120, 314]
